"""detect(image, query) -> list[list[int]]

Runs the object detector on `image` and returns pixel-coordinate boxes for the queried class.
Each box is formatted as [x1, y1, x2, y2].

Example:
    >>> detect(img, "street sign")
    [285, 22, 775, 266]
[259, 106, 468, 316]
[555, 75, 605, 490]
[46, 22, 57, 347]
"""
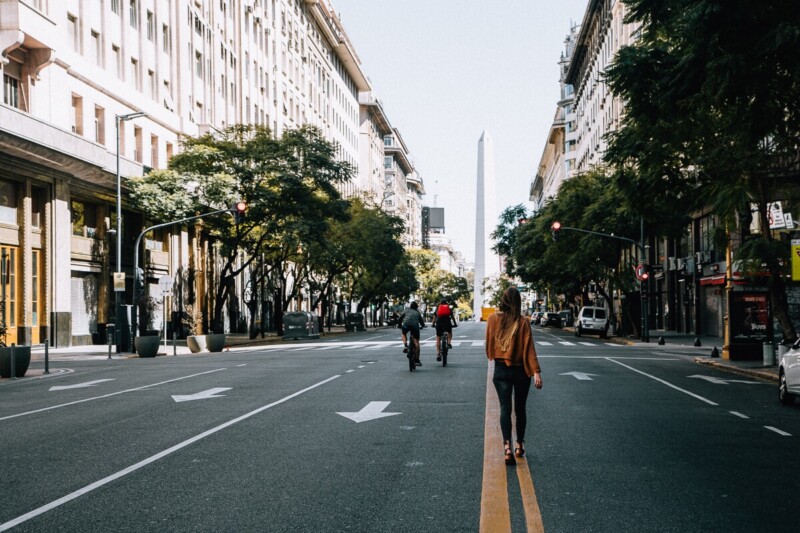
[113, 272, 125, 292]
[158, 275, 173, 296]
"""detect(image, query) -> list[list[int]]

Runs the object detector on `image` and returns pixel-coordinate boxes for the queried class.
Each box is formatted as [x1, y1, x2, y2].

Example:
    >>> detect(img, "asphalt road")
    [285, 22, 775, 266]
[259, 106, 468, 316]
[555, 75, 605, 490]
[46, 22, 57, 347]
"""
[1, 322, 798, 532]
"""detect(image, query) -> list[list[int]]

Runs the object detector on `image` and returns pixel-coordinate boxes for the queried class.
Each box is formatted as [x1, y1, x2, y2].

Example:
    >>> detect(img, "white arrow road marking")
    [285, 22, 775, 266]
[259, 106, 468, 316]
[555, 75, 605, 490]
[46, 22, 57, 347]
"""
[688, 375, 763, 385]
[49, 379, 116, 391]
[172, 388, 232, 403]
[560, 372, 597, 381]
[337, 401, 401, 423]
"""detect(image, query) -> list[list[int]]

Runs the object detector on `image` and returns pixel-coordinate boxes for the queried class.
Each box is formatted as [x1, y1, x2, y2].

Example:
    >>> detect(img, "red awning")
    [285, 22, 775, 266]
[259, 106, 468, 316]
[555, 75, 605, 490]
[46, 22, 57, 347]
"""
[700, 274, 726, 286]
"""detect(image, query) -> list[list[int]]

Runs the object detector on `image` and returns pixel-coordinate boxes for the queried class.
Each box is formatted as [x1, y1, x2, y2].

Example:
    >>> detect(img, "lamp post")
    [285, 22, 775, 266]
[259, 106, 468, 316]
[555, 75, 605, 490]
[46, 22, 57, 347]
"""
[115, 112, 146, 352]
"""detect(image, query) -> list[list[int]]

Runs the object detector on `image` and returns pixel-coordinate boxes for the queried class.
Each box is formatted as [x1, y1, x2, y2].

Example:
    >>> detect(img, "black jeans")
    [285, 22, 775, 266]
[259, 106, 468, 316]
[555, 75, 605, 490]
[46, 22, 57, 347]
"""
[492, 363, 532, 443]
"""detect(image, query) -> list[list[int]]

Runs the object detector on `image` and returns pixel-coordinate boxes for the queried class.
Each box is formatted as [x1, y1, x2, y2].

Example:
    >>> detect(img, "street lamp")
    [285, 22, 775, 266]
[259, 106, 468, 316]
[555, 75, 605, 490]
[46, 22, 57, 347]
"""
[115, 111, 146, 352]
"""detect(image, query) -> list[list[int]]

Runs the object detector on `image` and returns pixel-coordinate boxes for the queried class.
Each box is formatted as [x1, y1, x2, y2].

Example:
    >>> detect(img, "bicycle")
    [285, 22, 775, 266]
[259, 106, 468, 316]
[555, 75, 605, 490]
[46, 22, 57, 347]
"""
[407, 336, 417, 372]
[441, 331, 449, 367]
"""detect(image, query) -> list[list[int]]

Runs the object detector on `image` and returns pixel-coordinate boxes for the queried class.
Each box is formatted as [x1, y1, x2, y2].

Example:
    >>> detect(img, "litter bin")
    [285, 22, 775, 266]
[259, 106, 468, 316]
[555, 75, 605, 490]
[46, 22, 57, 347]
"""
[283, 311, 320, 340]
[345, 312, 366, 332]
[763, 341, 775, 366]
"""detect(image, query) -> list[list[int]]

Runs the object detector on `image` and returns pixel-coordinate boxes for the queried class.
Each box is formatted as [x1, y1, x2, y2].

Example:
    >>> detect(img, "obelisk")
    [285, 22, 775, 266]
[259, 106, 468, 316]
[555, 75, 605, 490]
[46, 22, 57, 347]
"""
[474, 130, 498, 319]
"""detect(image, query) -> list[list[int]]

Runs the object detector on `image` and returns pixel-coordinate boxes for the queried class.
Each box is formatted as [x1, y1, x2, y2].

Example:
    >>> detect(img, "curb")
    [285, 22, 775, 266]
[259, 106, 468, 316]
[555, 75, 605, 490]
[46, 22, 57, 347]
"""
[694, 357, 778, 383]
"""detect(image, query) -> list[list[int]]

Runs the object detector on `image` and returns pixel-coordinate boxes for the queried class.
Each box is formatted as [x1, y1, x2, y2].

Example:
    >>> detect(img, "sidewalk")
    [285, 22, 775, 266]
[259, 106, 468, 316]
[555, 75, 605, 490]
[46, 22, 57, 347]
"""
[608, 330, 780, 383]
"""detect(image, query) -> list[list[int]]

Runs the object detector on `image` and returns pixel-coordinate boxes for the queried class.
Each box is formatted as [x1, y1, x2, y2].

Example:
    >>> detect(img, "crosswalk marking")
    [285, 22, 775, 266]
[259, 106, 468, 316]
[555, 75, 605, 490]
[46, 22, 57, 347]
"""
[578, 342, 596, 346]
[558, 341, 576, 346]
[538, 341, 553, 346]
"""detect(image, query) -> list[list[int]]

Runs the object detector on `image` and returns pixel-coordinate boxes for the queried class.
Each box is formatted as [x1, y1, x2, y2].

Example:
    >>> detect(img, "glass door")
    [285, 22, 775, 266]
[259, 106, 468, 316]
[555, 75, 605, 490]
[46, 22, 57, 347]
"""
[0, 246, 18, 346]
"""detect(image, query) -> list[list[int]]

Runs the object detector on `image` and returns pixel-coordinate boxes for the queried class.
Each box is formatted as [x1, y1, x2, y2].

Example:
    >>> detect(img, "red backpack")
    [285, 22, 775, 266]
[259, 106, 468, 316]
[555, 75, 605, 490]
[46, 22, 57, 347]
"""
[437, 304, 451, 317]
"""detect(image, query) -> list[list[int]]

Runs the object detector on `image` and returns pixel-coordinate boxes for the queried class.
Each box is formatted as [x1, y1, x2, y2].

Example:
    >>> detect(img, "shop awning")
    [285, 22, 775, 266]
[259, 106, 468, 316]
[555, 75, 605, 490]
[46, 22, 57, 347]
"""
[700, 274, 726, 286]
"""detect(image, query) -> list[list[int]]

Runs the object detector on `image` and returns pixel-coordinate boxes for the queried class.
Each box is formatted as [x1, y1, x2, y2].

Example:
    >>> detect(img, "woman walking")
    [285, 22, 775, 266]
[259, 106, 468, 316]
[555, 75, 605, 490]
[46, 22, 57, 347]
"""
[485, 286, 543, 465]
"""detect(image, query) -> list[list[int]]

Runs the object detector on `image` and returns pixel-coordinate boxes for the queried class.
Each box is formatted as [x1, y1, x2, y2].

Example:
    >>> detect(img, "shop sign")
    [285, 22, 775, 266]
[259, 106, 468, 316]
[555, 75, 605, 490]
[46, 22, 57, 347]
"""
[792, 239, 800, 282]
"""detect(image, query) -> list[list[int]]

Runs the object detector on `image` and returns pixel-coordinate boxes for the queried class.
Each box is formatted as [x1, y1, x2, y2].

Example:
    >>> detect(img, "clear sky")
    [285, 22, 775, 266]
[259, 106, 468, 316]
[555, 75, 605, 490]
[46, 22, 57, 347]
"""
[332, 0, 589, 264]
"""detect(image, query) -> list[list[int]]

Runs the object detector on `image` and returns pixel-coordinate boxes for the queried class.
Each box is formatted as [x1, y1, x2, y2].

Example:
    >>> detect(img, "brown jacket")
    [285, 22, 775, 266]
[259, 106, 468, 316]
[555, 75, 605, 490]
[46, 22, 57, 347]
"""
[485, 312, 541, 377]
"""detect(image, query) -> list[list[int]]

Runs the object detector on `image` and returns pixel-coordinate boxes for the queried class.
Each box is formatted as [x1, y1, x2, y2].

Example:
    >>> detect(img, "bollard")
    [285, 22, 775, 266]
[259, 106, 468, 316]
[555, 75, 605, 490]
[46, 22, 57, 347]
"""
[107, 324, 115, 360]
[173, 332, 177, 356]
[763, 341, 775, 366]
[694, 338, 702, 347]
[658, 336, 665, 345]
[710, 346, 720, 358]
[44, 338, 50, 374]
[9, 344, 15, 380]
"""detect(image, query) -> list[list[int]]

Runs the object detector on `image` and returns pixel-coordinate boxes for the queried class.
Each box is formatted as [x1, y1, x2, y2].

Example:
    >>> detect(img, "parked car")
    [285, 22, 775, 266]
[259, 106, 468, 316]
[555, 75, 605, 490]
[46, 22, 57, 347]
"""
[558, 310, 573, 328]
[530, 311, 543, 325]
[575, 306, 609, 338]
[543, 312, 562, 328]
[779, 338, 800, 405]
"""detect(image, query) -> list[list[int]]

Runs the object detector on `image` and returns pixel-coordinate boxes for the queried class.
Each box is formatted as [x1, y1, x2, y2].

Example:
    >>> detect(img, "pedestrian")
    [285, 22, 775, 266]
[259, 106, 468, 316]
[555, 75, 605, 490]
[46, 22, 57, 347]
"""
[485, 286, 543, 465]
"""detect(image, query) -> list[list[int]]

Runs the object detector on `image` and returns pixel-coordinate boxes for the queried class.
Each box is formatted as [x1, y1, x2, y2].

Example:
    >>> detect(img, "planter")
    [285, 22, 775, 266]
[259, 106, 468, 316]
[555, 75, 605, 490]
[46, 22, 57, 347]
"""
[186, 335, 207, 353]
[135, 335, 161, 358]
[0, 346, 31, 378]
[206, 333, 226, 353]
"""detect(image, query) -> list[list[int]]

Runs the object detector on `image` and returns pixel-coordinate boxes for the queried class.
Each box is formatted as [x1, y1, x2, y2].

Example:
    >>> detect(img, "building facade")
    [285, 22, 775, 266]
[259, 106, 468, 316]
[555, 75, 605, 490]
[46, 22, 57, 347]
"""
[0, 0, 423, 346]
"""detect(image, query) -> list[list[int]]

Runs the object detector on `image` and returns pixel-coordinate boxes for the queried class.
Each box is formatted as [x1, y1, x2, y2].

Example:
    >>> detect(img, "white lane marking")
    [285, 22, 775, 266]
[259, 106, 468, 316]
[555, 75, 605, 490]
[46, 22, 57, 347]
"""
[558, 341, 576, 346]
[578, 342, 596, 346]
[605, 358, 718, 406]
[471, 341, 485, 347]
[346, 370, 355, 373]
[313, 345, 339, 350]
[357, 365, 366, 369]
[730, 411, 749, 419]
[365, 345, 384, 350]
[49, 379, 116, 391]
[0, 375, 341, 531]
[0, 369, 227, 422]
[538, 341, 553, 346]
[688, 375, 763, 385]
[560, 371, 597, 381]
[337, 401, 401, 423]
[172, 388, 232, 403]
[236, 364, 247, 367]
[765, 426, 791, 437]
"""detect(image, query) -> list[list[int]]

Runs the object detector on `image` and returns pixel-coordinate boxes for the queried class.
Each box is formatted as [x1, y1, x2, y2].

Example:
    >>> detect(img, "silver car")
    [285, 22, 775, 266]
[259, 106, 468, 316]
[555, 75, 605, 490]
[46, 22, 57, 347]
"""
[779, 338, 800, 405]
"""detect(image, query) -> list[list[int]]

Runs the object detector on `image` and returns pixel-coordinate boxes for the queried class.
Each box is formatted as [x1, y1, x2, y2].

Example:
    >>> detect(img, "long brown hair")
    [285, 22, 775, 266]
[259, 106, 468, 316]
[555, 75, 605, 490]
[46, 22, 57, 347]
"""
[496, 286, 522, 333]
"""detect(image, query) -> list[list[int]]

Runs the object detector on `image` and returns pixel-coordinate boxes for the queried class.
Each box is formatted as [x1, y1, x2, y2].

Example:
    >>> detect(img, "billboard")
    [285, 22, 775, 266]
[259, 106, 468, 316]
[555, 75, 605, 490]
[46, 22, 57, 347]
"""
[428, 207, 445, 230]
[730, 292, 770, 343]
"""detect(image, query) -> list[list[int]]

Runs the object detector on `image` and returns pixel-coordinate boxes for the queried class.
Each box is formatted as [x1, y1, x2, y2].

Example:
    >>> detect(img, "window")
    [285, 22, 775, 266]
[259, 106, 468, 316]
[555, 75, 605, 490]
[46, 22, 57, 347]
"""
[71, 94, 84, 135]
[94, 106, 105, 144]
[112, 45, 122, 78]
[3, 74, 19, 109]
[31, 250, 39, 326]
[31, 187, 44, 228]
[131, 58, 140, 90]
[68, 14, 79, 52]
[383, 135, 393, 147]
[146, 11, 154, 40]
[0, 181, 18, 225]
[150, 134, 158, 168]
[134, 126, 143, 163]
[111, 0, 120, 15]
[384, 156, 393, 169]
[195, 51, 203, 78]
[1, 246, 17, 327]
[71, 200, 97, 238]
[91, 31, 101, 66]
[129, 0, 139, 29]
[162, 24, 171, 53]
[165, 142, 173, 162]
[148, 70, 156, 99]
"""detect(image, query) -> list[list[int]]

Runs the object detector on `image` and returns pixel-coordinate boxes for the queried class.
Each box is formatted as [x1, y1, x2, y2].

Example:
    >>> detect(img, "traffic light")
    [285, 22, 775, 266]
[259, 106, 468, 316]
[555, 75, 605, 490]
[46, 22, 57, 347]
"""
[635, 263, 649, 281]
[232, 201, 247, 224]
[551, 221, 561, 241]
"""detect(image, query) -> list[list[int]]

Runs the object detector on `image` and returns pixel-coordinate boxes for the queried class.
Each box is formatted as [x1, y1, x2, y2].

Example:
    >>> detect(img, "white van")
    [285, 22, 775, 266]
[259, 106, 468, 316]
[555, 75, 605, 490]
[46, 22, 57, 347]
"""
[575, 306, 609, 338]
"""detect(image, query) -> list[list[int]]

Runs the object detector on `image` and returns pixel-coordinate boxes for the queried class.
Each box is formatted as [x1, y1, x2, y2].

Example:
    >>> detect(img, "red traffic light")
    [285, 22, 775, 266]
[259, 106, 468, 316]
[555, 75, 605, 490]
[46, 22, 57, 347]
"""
[551, 221, 561, 231]
[235, 201, 246, 213]
[635, 264, 649, 281]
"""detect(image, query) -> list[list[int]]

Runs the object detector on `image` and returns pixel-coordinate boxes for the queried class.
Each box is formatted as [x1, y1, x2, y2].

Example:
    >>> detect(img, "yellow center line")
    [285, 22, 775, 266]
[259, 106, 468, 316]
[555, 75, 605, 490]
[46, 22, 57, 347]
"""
[480, 360, 545, 532]
[481, 360, 511, 532]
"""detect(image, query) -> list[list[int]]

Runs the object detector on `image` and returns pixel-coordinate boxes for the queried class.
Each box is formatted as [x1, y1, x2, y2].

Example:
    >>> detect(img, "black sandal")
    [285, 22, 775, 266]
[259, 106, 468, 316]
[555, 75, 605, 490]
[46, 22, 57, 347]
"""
[515, 441, 525, 458]
[504, 441, 516, 465]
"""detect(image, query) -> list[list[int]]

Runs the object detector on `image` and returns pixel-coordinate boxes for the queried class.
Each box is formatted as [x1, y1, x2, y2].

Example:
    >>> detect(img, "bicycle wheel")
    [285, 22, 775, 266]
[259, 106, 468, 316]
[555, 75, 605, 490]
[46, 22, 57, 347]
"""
[408, 343, 416, 372]
[441, 333, 448, 366]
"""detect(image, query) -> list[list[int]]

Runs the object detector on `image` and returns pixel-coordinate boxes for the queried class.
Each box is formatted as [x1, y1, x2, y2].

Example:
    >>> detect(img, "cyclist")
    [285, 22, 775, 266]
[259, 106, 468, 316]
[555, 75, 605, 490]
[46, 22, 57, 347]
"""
[398, 301, 425, 366]
[433, 298, 458, 361]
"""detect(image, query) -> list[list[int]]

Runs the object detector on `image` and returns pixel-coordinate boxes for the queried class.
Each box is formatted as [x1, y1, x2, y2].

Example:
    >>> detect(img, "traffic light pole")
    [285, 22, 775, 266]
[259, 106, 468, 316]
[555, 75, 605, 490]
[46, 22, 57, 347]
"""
[130, 207, 233, 351]
[552, 222, 650, 342]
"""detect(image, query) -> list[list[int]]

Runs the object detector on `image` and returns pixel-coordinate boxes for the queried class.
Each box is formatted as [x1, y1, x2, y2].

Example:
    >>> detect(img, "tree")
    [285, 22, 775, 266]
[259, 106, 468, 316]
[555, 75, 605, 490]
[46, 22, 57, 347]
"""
[129, 124, 351, 334]
[605, 0, 800, 341]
